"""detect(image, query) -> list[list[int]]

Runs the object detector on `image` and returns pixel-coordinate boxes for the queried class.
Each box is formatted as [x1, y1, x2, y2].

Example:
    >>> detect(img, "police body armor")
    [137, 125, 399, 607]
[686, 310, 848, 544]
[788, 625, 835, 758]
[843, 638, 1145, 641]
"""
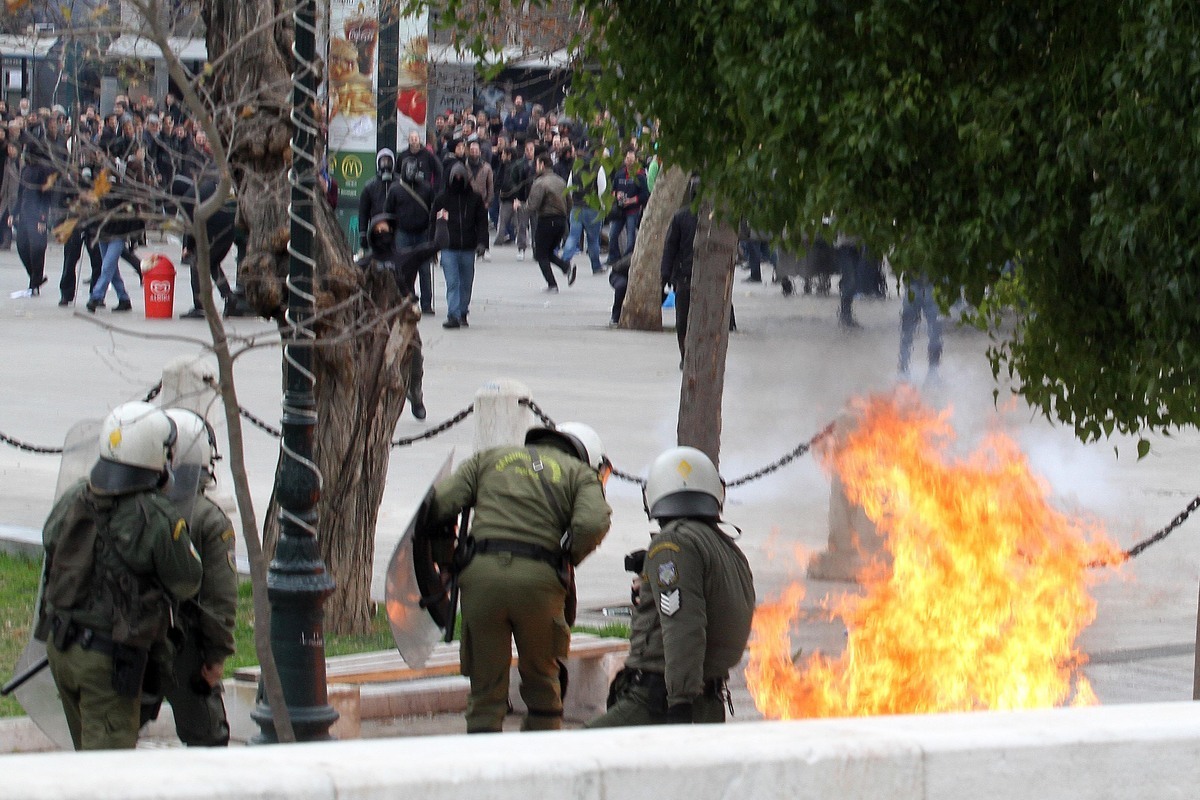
[8, 418, 198, 749]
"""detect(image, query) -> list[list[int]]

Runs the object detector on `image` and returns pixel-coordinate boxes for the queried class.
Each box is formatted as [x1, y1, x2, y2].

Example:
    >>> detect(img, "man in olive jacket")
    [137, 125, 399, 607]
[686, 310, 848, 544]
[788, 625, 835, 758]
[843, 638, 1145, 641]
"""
[38, 402, 203, 750]
[588, 446, 755, 727]
[431, 423, 612, 733]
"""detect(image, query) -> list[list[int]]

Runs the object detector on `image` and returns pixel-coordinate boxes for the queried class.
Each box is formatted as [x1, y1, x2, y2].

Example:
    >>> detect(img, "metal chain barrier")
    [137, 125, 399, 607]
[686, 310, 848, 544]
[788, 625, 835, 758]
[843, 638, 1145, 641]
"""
[519, 397, 556, 427]
[1088, 494, 1200, 568]
[392, 405, 474, 447]
[4, 384, 1199, 563]
[0, 431, 64, 455]
[0, 381, 165, 455]
[724, 422, 837, 488]
[237, 405, 283, 439]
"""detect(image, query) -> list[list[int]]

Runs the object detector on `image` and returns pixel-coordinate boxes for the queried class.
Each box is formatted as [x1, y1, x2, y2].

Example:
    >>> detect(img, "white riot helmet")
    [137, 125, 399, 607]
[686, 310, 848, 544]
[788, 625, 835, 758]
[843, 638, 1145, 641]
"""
[90, 401, 177, 494]
[643, 446, 725, 520]
[164, 408, 217, 493]
[525, 422, 610, 473]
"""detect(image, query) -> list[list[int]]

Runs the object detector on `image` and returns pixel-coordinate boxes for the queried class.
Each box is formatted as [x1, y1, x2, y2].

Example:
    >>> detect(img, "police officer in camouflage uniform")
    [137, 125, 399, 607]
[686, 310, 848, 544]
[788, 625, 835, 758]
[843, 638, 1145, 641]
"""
[36, 402, 203, 750]
[431, 422, 613, 733]
[588, 446, 755, 727]
[160, 409, 237, 746]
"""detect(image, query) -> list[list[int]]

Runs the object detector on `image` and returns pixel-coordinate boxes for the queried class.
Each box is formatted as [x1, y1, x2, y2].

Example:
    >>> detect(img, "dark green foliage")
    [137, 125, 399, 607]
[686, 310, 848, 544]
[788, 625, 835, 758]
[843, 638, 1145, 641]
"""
[554, 0, 1200, 444]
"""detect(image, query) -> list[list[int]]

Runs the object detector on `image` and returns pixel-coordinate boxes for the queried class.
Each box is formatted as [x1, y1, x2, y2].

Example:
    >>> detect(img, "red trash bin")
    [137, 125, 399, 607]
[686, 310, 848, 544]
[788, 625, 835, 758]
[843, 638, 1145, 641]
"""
[142, 254, 176, 319]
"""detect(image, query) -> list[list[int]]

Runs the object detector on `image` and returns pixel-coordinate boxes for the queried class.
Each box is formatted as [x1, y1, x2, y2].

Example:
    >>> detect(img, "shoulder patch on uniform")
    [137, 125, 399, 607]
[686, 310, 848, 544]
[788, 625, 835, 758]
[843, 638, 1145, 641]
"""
[220, 529, 235, 543]
[647, 541, 680, 559]
[659, 588, 680, 617]
[657, 560, 678, 586]
[173, 519, 188, 541]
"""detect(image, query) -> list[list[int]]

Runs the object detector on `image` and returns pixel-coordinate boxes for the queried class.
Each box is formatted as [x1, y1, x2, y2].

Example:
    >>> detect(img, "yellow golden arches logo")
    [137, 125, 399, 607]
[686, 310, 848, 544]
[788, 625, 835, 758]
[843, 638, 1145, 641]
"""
[341, 155, 363, 181]
[108, 429, 122, 450]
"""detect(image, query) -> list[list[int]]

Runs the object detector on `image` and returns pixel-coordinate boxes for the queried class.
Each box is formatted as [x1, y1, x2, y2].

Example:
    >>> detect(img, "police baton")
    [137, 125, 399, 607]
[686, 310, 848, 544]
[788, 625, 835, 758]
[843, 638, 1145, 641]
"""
[2, 656, 49, 697]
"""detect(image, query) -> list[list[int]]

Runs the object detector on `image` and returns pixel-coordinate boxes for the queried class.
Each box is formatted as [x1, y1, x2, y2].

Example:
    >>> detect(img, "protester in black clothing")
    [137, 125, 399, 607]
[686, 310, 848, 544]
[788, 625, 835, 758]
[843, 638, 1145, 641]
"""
[175, 177, 242, 319]
[661, 179, 736, 365]
[661, 187, 699, 364]
[357, 148, 396, 252]
[15, 129, 53, 294]
[385, 158, 437, 313]
[357, 212, 449, 418]
[57, 156, 103, 305]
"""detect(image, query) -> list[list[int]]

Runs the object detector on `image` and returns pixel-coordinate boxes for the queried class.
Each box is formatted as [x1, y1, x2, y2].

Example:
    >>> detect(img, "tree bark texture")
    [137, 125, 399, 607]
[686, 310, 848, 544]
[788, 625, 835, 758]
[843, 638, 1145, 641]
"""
[677, 201, 738, 468]
[204, 0, 419, 634]
[619, 165, 688, 331]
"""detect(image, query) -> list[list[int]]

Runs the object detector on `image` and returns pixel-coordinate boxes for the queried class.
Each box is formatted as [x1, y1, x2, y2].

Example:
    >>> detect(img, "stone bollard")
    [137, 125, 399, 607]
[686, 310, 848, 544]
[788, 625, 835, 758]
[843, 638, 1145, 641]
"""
[472, 378, 535, 452]
[805, 413, 890, 583]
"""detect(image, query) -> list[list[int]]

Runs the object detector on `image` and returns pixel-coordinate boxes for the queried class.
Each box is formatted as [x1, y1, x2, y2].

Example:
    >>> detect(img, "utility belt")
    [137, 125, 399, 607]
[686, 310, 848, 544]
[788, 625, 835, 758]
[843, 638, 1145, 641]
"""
[49, 617, 150, 699]
[474, 537, 565, 570]
[611, 667, 730, 713]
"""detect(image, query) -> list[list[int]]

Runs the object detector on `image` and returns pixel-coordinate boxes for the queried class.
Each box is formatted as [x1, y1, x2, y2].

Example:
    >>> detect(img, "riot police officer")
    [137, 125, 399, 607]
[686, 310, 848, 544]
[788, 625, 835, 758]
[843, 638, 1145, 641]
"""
[430, 422, 613, 733]
[588, 446, 755, 727]
[158, 409, 237, 746]
[36, 401, 203, 750]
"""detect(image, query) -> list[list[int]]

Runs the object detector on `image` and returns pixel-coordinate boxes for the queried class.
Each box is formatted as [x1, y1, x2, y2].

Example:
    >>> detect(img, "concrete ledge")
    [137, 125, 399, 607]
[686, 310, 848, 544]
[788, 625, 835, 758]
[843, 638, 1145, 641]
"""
[6, 702, 1200, 799]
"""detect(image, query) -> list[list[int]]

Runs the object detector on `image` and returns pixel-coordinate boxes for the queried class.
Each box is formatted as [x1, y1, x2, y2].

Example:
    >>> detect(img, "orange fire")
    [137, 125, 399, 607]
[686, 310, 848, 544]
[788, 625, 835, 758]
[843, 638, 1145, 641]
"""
[746, 389, 1125, 719]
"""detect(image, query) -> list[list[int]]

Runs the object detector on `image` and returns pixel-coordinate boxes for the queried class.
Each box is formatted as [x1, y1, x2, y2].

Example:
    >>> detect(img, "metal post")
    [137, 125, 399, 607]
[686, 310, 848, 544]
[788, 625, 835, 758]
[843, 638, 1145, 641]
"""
[377, 3, 399, 153]
[250, 0, 338, 743]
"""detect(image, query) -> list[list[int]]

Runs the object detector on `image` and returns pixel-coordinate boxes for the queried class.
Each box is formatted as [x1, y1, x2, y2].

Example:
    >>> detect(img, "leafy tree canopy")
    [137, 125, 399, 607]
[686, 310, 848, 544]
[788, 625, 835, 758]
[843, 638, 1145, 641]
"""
[548, 0, 1199, 445]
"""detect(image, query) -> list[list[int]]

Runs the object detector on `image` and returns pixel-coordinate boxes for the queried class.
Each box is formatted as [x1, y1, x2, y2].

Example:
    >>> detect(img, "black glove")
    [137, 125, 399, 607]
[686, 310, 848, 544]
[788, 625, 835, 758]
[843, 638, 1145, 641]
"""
[665, 702, 694, 724]
[475, 245, 487, 258]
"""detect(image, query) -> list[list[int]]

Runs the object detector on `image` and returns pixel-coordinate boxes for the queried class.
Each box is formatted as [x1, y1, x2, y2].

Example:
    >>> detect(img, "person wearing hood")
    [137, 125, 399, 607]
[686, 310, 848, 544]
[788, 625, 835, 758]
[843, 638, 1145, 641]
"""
[357, 148, 396, 253]
[430, 163, 488, 329]
[357, 212, 449, 419]
[384, 158, 437, 315]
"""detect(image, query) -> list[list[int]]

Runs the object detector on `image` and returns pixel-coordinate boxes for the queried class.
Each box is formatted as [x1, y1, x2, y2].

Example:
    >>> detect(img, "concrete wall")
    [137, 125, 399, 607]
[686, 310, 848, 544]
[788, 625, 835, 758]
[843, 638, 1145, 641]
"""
[6, 702, 1200, 799]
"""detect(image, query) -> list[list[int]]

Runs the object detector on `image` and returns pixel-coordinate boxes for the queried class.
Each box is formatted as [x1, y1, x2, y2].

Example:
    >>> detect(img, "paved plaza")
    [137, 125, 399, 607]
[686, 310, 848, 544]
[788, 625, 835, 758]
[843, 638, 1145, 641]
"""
[2, 235, 1199, 738]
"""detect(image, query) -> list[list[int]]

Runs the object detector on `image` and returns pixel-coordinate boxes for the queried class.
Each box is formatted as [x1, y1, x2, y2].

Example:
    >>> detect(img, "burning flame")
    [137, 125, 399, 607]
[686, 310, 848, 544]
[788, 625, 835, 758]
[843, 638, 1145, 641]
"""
[747, 389, 1125, 718]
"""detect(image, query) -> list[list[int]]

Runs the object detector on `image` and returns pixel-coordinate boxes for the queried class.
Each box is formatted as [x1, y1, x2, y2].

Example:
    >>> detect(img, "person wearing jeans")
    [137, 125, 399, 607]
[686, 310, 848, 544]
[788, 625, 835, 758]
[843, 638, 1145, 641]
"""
[88, 237, 133, 312]
[88, 177, 144, 313]
[430, 163, 488, 328]
[562, 204, 604, 275]
[440, 247, 476, 328]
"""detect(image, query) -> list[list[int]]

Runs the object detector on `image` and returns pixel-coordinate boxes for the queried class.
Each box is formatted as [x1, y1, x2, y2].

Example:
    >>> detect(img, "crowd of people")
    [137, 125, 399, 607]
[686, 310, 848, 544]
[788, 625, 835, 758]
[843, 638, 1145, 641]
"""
[0, 92, 246, 316]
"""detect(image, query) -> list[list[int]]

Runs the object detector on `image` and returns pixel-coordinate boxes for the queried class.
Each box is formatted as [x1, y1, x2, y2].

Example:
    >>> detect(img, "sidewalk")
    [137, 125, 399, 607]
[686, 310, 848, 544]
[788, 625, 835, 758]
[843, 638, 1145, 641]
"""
[2, 237, 1198, 739]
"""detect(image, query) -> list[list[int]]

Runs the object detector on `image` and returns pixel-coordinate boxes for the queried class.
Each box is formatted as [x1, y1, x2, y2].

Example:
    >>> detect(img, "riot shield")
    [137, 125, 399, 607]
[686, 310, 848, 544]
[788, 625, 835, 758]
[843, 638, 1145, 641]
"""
[11, 421, 104, 749]
[52, 419, 102, 499]
[161, 407, 210, 524]
[10, 572, 73, 750]
[10, 416, 198, 749]
[385, 451, 457, 668]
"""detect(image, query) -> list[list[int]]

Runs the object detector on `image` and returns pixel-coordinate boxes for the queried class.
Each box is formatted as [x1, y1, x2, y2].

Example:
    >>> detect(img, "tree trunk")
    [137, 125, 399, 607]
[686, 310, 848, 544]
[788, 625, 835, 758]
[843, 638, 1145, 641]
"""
[204, 0, 418, 634]
[677, 201, 738, 467]
[619, 165, 688, 331]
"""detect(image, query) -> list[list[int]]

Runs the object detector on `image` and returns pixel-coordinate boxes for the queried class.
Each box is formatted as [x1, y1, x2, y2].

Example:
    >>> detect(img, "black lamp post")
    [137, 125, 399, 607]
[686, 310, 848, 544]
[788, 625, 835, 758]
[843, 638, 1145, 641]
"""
[251, 0, 338, 743]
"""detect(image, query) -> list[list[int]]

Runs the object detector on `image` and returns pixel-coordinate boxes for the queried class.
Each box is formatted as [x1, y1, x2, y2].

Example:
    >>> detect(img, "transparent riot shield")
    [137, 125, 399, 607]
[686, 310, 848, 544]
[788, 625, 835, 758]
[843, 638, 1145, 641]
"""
[53, 419, 102, 499]
[162, 408, 210, 525]
[11, 420, 103, 750]
[385, 451, 455, 669]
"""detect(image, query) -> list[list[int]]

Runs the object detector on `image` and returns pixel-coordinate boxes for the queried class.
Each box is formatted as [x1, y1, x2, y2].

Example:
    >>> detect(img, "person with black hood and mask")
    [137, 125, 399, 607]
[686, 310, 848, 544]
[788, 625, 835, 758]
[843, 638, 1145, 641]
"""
[357, 148, 396, 255]
[384, 158, 437, 315]
[357, 211, 449, 419]
[430, 163, 488, 329]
